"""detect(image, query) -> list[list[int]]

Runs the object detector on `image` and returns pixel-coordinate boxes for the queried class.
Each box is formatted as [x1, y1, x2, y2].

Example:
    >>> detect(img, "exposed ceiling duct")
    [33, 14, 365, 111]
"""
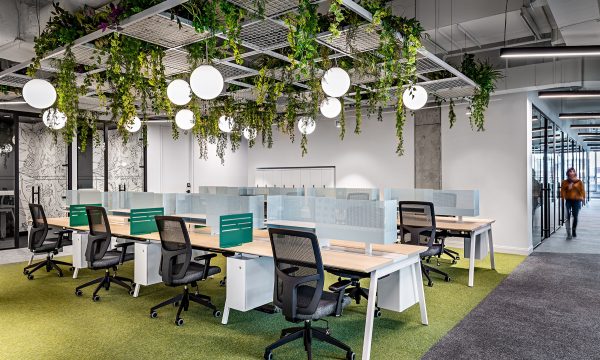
[546, 0, 600, 45]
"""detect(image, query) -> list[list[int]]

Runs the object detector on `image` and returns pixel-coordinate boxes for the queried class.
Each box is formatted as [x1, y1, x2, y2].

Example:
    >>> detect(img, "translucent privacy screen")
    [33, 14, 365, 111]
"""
[205, 195, 264, 233]
[384, 189, 479, 217]
[267, 195, 316, 222]
[198, 186, 240, 195]
[307, 187, 380, 200]
[66, 189, 102, 205]
[314, 198, 397, 245]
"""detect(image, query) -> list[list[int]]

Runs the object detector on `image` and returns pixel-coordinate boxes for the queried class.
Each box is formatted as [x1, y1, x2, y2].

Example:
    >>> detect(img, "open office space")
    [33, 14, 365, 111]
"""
[1, 0, 599, 359]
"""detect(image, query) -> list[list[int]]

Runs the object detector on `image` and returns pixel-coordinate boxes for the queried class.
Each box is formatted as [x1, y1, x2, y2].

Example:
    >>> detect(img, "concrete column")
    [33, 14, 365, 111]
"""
[414, 107, 442, 189]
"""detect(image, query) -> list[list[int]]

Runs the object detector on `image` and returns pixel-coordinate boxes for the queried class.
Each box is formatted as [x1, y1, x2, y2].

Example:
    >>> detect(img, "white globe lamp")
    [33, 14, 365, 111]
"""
[23, 79, 56, 109]
[126, 116, 142, 133]
[218, 115, 235, 133]
[175, 109, 195, 130]
[190, 65, 224, 100]
[297, 117, 316, 135]
[321, 67, 350, 98]
[320, 97, 342, 118]
[167, 79, 192, 106]
[402, 85, 428, 110]
[243, 127, 257, 141]
[42, 109, 67, 130]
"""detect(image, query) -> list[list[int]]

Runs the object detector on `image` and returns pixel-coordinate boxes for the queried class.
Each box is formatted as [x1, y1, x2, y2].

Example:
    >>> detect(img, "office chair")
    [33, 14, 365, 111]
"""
[264, 228, 355, 360]
[327, 200, 382, 317]
[23, 203, 73, 280]
[74, 206, 135, 301]
[149, 216, 221, 326]
[398, 201, 450, 287]
[431, 192, 460, 263]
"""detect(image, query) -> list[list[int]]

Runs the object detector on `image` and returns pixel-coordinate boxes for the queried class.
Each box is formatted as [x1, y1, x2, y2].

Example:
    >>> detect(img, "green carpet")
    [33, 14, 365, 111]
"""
[0, 249, 524, 360]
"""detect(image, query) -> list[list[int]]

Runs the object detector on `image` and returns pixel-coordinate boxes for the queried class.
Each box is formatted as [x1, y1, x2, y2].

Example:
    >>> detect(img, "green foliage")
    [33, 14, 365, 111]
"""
[54, 46, 81, 145]
[461, 54, 502, 131]
[448, 99, 456, 128]
[328, 0, 345, 39]
[284, 0, 319, 78]
[354, 87, 362, 134]
[339, 97, 346, 140]
[220, 1, 245, 65]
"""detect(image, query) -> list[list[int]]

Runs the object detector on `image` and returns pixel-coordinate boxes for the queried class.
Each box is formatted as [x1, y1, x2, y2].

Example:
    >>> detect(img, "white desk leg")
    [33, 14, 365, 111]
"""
[222, 302, 230, 325]
[468, 231, 476, 287]
[28, 255, 34, 266]
[72, 268, 79, 279]
[133, 283, 141, 298]
[488, 228, 496, 270]
[361, 271, 378, 360]
[413, 261, 429, 325]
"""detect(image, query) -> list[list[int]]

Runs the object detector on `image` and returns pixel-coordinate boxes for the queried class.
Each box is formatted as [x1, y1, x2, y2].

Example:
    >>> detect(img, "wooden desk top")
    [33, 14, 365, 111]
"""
[47, 217, 425, 274]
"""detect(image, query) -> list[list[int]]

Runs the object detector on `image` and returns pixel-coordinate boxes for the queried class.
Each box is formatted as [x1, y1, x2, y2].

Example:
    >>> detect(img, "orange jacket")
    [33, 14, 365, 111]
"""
[561, 179, 585, 201]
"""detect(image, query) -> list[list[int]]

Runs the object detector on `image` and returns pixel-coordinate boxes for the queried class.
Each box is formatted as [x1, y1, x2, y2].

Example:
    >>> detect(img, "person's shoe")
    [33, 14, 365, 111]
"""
[572, 229, 577, 238]
[567, 229, 572, 239]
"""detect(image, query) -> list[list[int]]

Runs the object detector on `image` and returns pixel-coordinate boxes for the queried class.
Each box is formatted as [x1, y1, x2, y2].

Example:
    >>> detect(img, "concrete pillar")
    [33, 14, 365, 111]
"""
[414, 107, 442, 189]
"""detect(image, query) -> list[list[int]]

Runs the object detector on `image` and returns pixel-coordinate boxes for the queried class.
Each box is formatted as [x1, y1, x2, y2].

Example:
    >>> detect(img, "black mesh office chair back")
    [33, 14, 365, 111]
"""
[28, 203, 48, 251]
[398, 201, 450, 286]
[398, 201, 437, 247]
[156, 216, 192, 286]
[270, 228, 324, 321]
[85, 206, 113, 265]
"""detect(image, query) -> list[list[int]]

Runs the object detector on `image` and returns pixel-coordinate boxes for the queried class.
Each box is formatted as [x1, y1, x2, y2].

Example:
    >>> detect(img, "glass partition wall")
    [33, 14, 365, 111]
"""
[531, 107, 587, 247]
[0, 114, 17, 249]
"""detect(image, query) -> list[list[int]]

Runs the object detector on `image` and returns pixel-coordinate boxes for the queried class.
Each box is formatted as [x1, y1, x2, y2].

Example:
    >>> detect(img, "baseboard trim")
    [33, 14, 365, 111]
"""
[445, 239, 532, 256]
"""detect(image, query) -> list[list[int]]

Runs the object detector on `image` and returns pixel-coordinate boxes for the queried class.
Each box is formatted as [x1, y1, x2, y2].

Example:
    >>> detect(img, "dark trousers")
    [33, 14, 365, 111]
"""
[565, 199, 581, 231]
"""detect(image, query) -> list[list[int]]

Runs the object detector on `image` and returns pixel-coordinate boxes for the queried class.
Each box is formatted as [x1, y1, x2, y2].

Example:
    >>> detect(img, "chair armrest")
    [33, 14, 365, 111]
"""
[115, 241, 134, 264]
[194, 253, 217, 280]
[328, 279, 351, 293]
[329, 280, 352, 316]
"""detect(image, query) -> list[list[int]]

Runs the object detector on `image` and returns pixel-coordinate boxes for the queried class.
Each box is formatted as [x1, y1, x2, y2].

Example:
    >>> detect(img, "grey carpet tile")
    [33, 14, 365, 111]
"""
[422, 252, 600, 360]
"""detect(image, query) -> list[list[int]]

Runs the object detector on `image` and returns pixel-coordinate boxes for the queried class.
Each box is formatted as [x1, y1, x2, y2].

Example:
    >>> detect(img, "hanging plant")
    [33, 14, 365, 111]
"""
[448, 99, 456, 128]
[460, 54, 502, 131]
[284, 0, 319, 78]
[328, 0, 345, 39]
[339, 97, 346, 140]
[54, 46, 81, 145]
[354, 87, 362, 134]
[219, 1, 245, 65]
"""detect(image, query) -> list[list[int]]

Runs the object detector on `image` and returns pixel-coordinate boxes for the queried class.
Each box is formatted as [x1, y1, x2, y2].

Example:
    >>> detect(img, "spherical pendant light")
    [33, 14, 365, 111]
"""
[0, 144, 13, 154]
[320, 97, 342, 118]
[297, 117, 316, 135]
[190, 65, 224, 100]
[23, 79, 56, 109]
[321, 67, 350, 98]
[218, 115, 235, 133]
[402, 85, 428, 110]
[243, 127, 257, 141]
[175, 109, 195, 130]
[167, 79, 192, 106]
[42, 109, 67, 130]
[126, 116, 141, 133]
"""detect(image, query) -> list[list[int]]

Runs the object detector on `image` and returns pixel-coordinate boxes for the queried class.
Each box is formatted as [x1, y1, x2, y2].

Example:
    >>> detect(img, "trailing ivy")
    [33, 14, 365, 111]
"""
[54, 46, 81, 145]
[219, 1, 245, 65]
[448, 99, 456, 128]
[328, 0, 345, 39]
[339, 97, 346, 140]
[460, 54, 501, 131]
[284, 0, 319, 78]
[354, 87, 362, 134]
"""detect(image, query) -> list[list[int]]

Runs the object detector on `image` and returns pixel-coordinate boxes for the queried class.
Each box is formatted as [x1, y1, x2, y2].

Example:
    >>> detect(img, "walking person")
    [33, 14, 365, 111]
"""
[560, 167, 586, 239]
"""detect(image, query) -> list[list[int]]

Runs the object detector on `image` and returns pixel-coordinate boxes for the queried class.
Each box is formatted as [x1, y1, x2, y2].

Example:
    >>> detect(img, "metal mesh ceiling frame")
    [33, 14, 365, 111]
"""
[0, 73, 31, 87]
[163, 49, 190, 76]
[226, 0, 301, 18]
[239, 19, 290, 50]
[120, 13, 209, 49]
[318, 24, 380, 54]
[45, 44, 108, 69]
[420, 77, 475, 99]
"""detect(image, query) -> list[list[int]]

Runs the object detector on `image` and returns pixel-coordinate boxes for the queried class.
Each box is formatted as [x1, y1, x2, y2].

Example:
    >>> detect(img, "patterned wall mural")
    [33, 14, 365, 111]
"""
[18, 123, 67, 231]
[92, 129, 143, 192]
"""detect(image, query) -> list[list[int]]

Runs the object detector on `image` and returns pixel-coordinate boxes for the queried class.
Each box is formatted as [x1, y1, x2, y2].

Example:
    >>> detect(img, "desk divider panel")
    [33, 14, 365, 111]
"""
[384, 189, 480, 217]
[130, 208, 164, 235]
[267, 195, 316, 222]
[206, 195, 264, 233]
[219, 213, 253, 248]
[307, 187, 380, 200]
[69, 204, 102, 226]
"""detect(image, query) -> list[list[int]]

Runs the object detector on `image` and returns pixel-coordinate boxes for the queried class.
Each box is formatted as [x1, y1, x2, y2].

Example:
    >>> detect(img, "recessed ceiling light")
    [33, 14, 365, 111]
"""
[500, 46, 600, 58]
[559, 113, 600, 119]
[570, 124, 600, 129]
[539, 90, 600, 99]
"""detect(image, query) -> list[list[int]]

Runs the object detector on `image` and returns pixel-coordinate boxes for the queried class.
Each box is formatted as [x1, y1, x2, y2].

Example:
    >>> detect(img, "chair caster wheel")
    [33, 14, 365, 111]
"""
[27, 274, 34, 280]
[150, 311, 158, 319]
[445, 276, 451, 282]
[451, 260, 457, 265]
[346, 351, 356, 360]
[58, 272, 64, 277]
[173, 302, 180, 307]
[129, 289, 135, 296]
[175, 318, 184, 326]
[219, 279, 226, 287]
[23, 270, 29, 275]
[93, 295, 100, 302]
[264, 351, 273, 360]
[75, 289, 83, 296]
[69, 267, 75, 272]
[374, 309, 382, 318]
[213, 310, 221, 318]
[428, 282, 433, 287]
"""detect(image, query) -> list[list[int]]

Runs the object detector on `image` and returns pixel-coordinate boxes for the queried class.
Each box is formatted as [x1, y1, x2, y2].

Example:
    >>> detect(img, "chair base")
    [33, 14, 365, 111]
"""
[265, 320, 354, 360]
[150, 284, 220, 325]
[341, 280, 381, 318]
[75, 268, 134, 300]
[23, 253, 72, 279]
[421, 263, 451, 287]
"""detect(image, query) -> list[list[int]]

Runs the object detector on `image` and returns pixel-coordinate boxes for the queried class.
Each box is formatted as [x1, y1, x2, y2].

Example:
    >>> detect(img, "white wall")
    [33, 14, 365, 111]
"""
[247, 111, 415, 189]
[147, 124, 247, 193]
[441, 92, 532, 254]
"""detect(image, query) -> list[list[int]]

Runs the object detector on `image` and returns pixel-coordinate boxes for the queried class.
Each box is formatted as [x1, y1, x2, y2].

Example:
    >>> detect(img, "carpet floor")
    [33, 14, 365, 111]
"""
[422, 252, 600, 360]
[0, 249, 523, 360]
